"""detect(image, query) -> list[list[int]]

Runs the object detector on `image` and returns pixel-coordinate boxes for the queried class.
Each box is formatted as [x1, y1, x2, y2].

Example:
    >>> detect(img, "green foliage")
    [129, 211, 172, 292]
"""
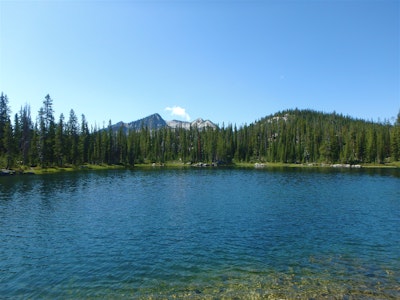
[0, 92, 11, 154]
[0, 92, 399, 168]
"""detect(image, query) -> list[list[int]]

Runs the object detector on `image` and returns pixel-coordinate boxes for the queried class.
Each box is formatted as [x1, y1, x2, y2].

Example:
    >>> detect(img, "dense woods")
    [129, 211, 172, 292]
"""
[1, 92, 399, 169]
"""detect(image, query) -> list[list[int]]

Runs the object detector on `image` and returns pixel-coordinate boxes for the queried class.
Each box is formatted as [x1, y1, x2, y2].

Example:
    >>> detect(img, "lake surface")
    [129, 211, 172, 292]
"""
[0, 167, 399, 299]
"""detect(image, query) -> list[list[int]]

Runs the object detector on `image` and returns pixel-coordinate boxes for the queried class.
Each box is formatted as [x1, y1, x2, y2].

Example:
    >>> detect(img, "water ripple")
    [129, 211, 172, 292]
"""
[0, 169, 399, 298]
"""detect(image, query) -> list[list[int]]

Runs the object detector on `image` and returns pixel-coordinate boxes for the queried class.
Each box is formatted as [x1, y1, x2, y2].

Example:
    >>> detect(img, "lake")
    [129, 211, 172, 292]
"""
[0, 167, 399, 299]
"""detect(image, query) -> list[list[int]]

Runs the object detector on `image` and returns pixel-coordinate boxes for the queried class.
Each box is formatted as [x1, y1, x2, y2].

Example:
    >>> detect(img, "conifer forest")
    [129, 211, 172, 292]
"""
[1, 93, 399, 169]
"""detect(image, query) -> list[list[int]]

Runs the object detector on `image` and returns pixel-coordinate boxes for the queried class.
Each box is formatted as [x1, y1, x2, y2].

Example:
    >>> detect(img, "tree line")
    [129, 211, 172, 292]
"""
[0, 92, 399, 169]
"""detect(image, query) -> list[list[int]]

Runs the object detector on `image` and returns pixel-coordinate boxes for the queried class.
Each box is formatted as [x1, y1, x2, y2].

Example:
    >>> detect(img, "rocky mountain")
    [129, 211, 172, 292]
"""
[111, 113, 217, 133]
[111, 113, 166, 133]
[167, 118, 217, 130]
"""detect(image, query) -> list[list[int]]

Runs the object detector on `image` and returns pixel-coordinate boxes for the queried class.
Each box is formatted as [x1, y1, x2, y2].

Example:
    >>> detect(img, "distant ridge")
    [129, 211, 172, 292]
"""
[111, 113, 217, 133]
[129, 113, 167, 131]
[167, 118, 217, 130]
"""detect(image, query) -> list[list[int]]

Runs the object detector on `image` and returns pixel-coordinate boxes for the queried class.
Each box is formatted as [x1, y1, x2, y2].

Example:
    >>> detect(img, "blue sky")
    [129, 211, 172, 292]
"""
[0, 0, 399, 127]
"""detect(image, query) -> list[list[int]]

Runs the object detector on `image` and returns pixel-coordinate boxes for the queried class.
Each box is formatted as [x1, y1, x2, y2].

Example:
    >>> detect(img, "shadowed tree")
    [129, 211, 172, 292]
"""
[0, 93, 11, 155]
[67, 109, 79, 165]
[37, 94, 56, 167]
[54, 113, 65, 166]
[18, 105, 33, 165]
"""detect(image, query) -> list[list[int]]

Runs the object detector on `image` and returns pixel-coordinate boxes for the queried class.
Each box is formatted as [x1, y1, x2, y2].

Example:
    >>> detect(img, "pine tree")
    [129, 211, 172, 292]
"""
[13, 113, 22, 164]
[19, 104, 33, 165]
[3, 118, 13, 168]
[54, 113, 65, 166]
[116, 126, 127, 164]
[79, 114, 90, 164]
[37, 94, 56, 167]
[30, 123, 39, 166]
[0, 93, 11, 155]
[67, 109, 79, 165]
[127, 131, 135, 166]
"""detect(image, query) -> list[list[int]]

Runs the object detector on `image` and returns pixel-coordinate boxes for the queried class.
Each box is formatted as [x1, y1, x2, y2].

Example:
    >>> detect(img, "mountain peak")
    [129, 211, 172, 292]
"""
[167, 118, 217, 130]
[111, 113, 217, 133]
[127, 113, 167, 130]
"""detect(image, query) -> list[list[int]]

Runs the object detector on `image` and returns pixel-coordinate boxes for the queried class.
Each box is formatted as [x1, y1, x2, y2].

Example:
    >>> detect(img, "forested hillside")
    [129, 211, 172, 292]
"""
[1, 93, 399, 169]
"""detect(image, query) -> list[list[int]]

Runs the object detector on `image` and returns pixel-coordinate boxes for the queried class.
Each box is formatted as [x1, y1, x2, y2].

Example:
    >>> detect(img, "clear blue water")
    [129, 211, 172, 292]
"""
[0, 168, 399, 299]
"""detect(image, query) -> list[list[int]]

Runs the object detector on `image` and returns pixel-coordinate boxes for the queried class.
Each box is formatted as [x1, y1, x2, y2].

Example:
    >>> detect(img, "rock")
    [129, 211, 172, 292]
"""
[332, 164, 350, 168]
[1, 169, 15, 176]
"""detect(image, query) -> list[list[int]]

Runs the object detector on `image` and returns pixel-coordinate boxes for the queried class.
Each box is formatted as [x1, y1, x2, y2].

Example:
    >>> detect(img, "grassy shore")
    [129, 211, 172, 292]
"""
[3, 160, 399, 175]
[7, 164, 126, 175]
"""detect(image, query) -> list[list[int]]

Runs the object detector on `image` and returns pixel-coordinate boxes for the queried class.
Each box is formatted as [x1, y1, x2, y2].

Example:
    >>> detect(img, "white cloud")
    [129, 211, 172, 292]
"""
[165, 106, 191, 121]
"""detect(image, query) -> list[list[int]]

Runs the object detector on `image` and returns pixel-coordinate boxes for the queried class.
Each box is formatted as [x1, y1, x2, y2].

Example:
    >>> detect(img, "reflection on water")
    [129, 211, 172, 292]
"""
[0, 168, 399, 298]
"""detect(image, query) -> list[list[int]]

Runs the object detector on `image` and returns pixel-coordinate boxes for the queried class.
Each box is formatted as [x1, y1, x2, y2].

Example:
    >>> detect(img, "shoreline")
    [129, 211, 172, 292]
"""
[2, 161, 399, 176]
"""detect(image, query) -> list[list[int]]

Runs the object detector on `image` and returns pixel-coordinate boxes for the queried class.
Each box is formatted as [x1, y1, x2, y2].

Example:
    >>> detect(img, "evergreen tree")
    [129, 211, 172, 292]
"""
[0, 93, 11, 155]
[19, 104, 33, 165]
[3, 118, 13, 168]
[67, 109, 79, 165]
[29, 123, 39, 166]
[13, 113, 22, 164]
[127, 130, 135, 166]
[54, 113, 65, 166]
[37, 94, 56, 167]
[116, 126, 127, 164]
[79, 114, 90, 164]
